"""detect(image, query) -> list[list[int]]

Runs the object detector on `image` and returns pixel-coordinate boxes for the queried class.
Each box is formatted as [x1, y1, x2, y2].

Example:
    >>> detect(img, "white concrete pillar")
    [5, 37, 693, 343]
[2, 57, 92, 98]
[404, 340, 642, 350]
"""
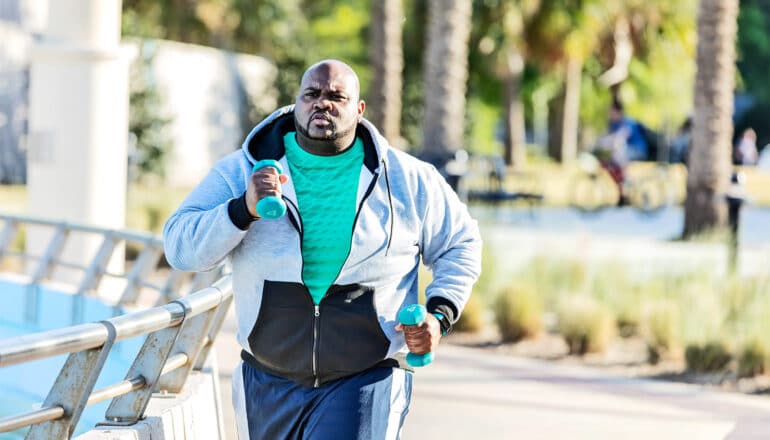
[26, 0, 129, 281]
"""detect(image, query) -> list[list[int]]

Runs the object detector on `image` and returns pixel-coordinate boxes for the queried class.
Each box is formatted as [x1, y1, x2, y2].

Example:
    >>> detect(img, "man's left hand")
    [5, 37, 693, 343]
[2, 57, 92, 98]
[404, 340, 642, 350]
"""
[395, 313, 441, 355]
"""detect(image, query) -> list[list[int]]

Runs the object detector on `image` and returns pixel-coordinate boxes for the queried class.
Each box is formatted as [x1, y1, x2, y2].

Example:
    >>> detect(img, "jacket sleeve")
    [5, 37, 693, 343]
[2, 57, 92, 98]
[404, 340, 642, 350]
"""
[419, 167, 482, 322]
[163, 167, 249, 272]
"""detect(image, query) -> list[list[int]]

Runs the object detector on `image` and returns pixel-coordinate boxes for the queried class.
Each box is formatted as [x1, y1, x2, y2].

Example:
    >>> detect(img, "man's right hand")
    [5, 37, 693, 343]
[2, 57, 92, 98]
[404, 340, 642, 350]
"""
[246, 166, 288, 218]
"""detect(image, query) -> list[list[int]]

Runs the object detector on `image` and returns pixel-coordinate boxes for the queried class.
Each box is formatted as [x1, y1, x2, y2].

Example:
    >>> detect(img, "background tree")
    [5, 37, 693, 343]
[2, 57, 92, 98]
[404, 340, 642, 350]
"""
[421, 0, 473, 167]
[368, 0, 404, 146]
[127, 43, 173, 183]
[684, 0, 739, 237]
[734, 0, 770, 147]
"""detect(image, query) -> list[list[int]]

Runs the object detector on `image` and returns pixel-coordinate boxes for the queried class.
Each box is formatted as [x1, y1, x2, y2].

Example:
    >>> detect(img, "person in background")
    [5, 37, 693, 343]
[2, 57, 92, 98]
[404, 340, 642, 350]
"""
[592, 99, 652, 205]
[162, 59, 482, 439]
[734, 128, 759, 166]
[608, 99, 650, 162]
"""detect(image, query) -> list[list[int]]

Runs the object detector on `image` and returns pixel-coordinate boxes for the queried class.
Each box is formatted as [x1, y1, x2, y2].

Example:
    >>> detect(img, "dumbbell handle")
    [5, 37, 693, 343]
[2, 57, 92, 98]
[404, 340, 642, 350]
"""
[398, 304, 434, 367]
[252, 159, 286, 219]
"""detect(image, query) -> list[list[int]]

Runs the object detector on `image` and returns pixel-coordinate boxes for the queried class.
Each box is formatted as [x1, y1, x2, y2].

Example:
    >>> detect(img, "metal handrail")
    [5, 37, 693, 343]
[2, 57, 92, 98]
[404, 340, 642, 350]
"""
[0, 214, 233, 439]
[0, 213, 224, 306]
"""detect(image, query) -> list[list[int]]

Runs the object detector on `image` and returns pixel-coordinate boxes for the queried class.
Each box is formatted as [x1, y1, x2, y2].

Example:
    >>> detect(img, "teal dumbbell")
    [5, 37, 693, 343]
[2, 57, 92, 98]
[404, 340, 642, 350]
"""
[398, 304, 434, 367]
[252, 159, 286, 219]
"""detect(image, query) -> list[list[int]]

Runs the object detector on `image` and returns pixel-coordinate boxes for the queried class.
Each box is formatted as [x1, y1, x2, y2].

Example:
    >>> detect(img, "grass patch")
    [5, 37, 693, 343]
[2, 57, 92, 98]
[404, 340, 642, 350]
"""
[126, 184, 191, 233]
[494, 284, 543, 342]
[557, 295, 615, 355]
[0, 185, 27, 213]
[483, 254, 770, 364]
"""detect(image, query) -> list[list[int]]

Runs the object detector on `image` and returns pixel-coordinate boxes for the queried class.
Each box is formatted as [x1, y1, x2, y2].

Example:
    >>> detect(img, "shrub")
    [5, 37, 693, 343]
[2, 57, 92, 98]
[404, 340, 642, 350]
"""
[685, 341, 732, 373]
[557, 296, 615, 355]
[642, 301, 681, 364]
[454, 292, 485, 333]
[737, 339, 769, 378]
[494, 284, 543, 343]
[616, 307, 641, 339]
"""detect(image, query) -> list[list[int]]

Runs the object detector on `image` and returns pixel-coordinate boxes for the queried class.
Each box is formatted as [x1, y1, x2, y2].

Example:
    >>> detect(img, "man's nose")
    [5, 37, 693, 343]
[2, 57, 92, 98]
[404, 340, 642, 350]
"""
[313, 97, 332, 110]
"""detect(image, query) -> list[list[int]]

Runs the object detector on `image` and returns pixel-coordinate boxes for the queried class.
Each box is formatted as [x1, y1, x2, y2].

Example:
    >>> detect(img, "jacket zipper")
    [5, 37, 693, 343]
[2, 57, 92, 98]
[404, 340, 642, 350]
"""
[310, 168, 380, 388]
[312, 304, 321, 387]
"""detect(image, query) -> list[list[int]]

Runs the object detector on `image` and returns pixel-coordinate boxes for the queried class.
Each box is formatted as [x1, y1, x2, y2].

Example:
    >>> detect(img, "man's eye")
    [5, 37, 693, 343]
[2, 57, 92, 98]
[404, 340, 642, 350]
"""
[305, 91, 319, 98]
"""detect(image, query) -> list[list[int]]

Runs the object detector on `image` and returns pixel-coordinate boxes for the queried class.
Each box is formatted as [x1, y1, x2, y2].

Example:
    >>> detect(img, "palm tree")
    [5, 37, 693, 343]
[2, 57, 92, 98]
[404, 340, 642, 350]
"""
[368, 0, 404, 146]
[684, 0, 738, 237]
[421, 0, 472, 166]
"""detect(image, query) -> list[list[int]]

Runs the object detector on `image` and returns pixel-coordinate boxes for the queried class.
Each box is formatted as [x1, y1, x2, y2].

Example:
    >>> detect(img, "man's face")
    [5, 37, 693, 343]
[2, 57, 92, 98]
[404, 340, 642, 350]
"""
[294, 63, 364, 143]
[609, 108, 623, 124]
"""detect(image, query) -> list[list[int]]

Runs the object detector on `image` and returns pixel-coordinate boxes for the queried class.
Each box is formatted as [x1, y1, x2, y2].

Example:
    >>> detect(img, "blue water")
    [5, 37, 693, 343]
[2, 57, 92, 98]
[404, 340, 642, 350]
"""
[0, 280, 145, 439]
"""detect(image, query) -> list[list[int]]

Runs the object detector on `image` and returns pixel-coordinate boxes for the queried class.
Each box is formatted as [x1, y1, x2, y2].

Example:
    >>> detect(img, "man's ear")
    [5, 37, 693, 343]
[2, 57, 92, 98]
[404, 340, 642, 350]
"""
[358, 100, 366, 117]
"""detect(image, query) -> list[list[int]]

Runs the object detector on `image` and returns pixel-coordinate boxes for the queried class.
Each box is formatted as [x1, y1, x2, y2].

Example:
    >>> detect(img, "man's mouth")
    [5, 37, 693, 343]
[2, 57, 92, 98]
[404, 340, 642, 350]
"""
[311, 113, 332, 123]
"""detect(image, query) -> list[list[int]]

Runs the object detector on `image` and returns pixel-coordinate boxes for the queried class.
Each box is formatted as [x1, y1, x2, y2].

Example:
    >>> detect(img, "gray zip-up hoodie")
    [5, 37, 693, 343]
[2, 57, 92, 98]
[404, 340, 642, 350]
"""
[163, 106, 482, 387]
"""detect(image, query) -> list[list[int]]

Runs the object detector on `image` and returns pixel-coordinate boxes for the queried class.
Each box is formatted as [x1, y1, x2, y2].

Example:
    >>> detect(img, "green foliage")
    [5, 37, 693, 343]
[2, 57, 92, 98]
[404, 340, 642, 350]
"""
[521, 257, 588, 309]
[737, 339, 768, 378]
[126, 184, 191, 233]
[120, 0, 707, 157]
[454, 293, 486, 333]
[494, 284, 543, 343]
[128, 43, 173, 183]
[642, 300, 681, 364]
[685, 341, 732, 374]
[737, 1, 770, 103]
[557, 295, 614, 355]
[472, 244, 498, 299]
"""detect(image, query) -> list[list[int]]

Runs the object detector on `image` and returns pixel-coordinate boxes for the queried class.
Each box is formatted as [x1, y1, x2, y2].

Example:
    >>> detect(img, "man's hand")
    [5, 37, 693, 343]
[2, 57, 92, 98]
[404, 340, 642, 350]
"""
[395, 313, 442, 355]
[246, 167, 288, 218]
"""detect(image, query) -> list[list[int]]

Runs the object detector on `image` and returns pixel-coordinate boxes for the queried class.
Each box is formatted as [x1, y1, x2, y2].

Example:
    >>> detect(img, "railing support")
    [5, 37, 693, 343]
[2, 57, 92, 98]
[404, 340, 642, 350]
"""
[26, 323, 116, 439]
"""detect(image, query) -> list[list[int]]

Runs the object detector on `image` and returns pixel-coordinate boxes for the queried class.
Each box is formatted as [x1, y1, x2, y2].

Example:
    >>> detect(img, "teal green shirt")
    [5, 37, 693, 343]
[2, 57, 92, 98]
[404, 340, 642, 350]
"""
[283, 132, 364, 304]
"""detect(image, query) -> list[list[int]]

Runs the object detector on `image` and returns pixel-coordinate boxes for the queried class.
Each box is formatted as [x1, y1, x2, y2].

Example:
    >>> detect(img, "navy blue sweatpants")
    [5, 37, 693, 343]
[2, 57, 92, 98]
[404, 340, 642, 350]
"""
[232, 361, 413, 440]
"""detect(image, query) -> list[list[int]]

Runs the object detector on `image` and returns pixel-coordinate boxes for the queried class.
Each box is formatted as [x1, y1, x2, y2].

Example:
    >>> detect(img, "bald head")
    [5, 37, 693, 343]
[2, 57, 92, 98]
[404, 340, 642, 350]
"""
[293, 59, 365, 155]
[300, 59, 361, 101]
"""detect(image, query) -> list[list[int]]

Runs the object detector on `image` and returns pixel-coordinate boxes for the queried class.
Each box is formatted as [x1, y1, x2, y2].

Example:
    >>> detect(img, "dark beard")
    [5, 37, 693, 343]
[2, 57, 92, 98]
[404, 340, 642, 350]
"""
[296, 114, 337, 140]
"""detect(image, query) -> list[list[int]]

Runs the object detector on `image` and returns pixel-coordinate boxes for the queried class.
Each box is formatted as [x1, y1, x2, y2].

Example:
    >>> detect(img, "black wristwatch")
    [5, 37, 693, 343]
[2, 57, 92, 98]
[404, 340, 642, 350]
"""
[431, 312, 451, 336]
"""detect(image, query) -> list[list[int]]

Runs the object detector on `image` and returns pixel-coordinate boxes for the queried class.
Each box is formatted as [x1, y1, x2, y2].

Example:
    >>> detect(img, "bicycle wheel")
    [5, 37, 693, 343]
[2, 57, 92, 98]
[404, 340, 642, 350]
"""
[626, 174, 673, 215]
[569, 172, 615, 214]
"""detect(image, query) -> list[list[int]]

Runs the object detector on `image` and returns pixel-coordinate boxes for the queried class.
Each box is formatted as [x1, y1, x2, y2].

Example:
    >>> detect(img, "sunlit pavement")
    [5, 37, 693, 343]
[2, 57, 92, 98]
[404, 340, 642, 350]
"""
[209, 222, 770, 439]
[213, 315, 770, 440]
[402, 344, 770, 440]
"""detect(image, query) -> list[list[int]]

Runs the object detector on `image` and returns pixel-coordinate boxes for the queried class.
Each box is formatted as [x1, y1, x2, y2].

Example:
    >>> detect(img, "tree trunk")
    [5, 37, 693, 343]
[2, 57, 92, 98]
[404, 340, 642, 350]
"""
[503, 50, 526, 168]
[368, 0, 404, 146]
[684, 0, 738, 237]
[546, 57, 582, 163]
[547, 92, 564, 161]
[561, 56, 582, 163]
[421, 0, 472, 165]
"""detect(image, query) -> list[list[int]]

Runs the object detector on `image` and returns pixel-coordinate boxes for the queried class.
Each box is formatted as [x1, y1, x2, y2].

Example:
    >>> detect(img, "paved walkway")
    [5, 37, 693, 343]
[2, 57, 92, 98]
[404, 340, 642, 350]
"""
[403, 345, 770, 439]
[212, 314, 770, 439]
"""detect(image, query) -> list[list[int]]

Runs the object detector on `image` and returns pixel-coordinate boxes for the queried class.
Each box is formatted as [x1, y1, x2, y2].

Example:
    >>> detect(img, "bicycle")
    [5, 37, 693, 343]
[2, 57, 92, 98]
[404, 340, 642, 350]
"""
[568, 152, 677, 215]
[465, 155, 544, 207]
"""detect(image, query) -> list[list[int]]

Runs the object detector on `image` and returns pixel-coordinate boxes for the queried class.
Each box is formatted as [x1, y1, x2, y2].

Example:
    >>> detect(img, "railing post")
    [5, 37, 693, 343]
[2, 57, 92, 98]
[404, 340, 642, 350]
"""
[100, 314, 184, 424]
[25, 322, 115, 440]
[156, 292, 222, 392]
[195, 294, 233, 371]
[77, 232, 118, 295]
[156, 269, 187, 305]
[118, 241, 162, 306]
[30, 222, 69, 283]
